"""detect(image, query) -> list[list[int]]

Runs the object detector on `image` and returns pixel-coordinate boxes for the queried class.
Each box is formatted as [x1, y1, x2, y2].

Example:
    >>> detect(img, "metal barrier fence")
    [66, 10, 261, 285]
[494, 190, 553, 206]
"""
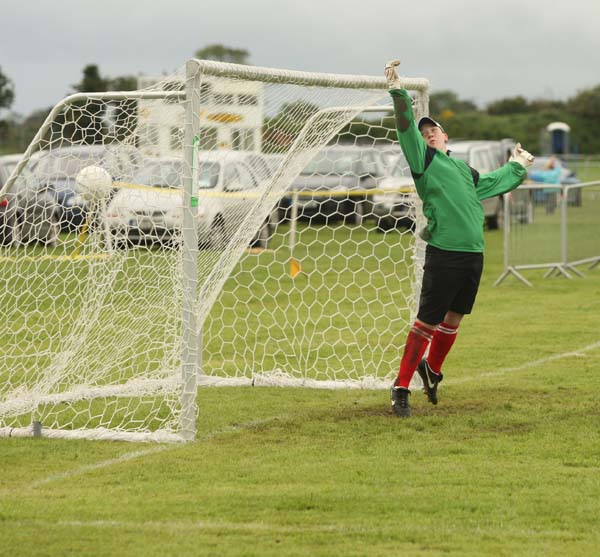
[494, 181, 600, 286]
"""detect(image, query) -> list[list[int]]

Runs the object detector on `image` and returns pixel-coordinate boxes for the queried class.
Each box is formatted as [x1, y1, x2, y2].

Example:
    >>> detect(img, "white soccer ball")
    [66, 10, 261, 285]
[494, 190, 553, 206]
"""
[76, 165, 113, 203]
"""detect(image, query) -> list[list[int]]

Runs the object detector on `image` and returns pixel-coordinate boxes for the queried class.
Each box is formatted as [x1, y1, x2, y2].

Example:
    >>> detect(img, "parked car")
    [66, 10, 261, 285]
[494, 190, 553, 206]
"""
[104, 152, 276, 249]
[0, 154, 61, 246]
[34, 144, 141, 230]
[372, 152, 417, 231]
[280, 145, 388, 222]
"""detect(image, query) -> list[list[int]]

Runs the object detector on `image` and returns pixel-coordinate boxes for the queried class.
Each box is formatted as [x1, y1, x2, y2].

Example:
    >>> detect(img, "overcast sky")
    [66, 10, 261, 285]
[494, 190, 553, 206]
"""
[2, 0, 599, 117]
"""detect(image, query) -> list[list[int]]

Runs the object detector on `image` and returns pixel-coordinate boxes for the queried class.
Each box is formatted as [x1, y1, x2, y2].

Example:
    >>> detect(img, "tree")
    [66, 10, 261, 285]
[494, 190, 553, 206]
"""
[194, 44, 250, 64]
[529, 98, 566, 112]
[72, 64, 108, 93]
[0, 66, 15, 112]
[486, 96, 531, 115]
[108, 75, 137, 91]
[64, 65, 138, 144]
[263, 101, 320, 152]
[429, 90, 477, 116]
[566, 85, 600, 119]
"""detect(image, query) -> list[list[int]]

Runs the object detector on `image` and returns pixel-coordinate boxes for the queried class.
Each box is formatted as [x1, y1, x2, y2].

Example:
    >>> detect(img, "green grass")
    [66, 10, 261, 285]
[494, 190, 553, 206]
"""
[572, 162, 600, 184]
[1, 220, 600, 555]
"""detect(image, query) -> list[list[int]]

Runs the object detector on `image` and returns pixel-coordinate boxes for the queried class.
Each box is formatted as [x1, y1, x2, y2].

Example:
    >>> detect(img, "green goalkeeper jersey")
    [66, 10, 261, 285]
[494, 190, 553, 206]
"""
[390, 88, 526, 253]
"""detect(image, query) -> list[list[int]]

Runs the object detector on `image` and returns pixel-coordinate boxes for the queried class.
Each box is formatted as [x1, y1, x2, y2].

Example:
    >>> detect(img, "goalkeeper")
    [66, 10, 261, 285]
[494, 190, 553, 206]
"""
[384, 60, 534, 417]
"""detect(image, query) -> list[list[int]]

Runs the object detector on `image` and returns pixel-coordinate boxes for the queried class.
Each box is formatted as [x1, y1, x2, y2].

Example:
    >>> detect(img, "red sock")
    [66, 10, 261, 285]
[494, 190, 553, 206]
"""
[395, 322, 434, 388]
[427, 322, 459, 374]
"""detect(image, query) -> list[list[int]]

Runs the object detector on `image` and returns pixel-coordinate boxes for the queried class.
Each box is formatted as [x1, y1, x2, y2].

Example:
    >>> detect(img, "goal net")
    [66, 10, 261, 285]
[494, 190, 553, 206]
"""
[0, 59, 429, 442]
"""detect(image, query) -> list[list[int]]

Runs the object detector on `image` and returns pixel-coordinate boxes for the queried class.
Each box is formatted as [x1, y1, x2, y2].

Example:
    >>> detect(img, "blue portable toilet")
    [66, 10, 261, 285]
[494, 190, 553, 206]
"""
[546, 122, 570, 155]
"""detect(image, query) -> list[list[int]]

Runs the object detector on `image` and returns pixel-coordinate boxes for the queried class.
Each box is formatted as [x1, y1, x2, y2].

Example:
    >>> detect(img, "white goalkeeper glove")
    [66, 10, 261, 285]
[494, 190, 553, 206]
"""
[385, 59, 402, 90]
[509, 143, 535, 168]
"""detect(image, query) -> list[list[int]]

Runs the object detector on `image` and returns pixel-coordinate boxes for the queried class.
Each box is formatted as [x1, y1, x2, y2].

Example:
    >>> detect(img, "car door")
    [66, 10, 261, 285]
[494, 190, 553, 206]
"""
[222, 161, 259, 237]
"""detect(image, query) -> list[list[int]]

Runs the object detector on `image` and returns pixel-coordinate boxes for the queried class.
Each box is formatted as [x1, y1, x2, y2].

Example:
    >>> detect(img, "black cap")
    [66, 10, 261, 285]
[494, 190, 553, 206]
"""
[418, 116, 445, 133]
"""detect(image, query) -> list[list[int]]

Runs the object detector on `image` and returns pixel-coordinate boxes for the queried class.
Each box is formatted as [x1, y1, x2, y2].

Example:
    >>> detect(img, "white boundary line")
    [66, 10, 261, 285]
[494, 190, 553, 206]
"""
[43, 519, 346, 534]
[446, 340, 600, 385]
[28, 416, 288, 490]
[30, 446, 172, 489]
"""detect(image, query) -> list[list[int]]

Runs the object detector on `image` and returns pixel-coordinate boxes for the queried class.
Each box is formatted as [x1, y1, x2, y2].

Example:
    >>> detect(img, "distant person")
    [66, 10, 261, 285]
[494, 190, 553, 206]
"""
[384, 60, 535, 417]
[529, 156, 562, 213]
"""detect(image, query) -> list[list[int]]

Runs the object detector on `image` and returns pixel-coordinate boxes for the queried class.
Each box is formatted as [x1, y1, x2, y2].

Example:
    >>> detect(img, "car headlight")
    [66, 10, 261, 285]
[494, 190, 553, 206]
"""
[66, 194, 87, 208]
[105, 209, 127, 219]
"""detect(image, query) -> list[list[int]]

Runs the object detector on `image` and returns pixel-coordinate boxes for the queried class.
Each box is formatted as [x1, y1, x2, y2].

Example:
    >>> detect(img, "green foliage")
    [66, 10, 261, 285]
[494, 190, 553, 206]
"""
[194, 44, 251, 64]
[337, 119, 396, 145]
[429, 89, 477, 115]
[530, 98, 566, 112]
[0, 66, 16, 151]
[72, 64, 108, 93]
[360, 82, 600, 153]
[486, 95, 532, 115]
[0, 66, 15, 111]
[0, 64, 140, 152]
[262, 100, 321, 153]
[46, 65, 139, 148]
[567, 84, 600, 119]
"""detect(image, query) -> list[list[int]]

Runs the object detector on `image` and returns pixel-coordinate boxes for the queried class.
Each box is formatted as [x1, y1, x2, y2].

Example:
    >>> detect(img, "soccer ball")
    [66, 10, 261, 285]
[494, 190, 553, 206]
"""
[76, 165, 113, 203]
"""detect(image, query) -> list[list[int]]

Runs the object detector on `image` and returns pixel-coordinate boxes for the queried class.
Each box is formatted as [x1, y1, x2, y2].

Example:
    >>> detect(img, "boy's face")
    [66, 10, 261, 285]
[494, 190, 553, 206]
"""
[420, 124, 448, 152]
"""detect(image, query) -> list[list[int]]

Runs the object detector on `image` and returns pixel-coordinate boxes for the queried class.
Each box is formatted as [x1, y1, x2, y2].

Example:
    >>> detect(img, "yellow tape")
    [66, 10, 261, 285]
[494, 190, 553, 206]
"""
[112, 182, 416, 200]
[0, 253, 111, 263]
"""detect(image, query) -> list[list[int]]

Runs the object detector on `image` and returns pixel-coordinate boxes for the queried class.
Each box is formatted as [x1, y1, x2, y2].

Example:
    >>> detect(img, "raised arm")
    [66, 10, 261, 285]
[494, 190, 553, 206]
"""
[476, 144, 534, 200]
[385, 60, 428, 175]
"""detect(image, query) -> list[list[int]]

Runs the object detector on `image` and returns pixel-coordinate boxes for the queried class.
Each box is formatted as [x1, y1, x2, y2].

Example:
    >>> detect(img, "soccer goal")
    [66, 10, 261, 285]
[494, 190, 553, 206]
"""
[0, 59, 430, 442]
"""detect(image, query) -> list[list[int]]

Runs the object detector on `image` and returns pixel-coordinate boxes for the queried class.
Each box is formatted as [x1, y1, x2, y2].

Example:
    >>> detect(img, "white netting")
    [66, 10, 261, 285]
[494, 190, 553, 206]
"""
[0, 59, 429, 441]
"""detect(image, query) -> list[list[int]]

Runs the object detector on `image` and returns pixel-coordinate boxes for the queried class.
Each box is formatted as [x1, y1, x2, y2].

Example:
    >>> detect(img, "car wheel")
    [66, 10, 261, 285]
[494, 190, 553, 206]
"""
[251, 219, 270, 249]
[376, 216, 394, 232]
[0, 221, 14, 246]
[399, 217, 416, 232]
[201, 217, 226, 250]
[485, 215, 496, 230]
[277, 206, 290, 224]
[486, 202, 504, 230]
[45, 213, 61, 247]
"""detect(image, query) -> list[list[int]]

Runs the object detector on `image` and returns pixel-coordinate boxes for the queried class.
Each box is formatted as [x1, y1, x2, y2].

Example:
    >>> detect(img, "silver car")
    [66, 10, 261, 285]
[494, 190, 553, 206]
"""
[371, 151, 417, 232]
[282, 145, 387, 222]
[105, 152, 275, 249]
[0, 154, 60, 246]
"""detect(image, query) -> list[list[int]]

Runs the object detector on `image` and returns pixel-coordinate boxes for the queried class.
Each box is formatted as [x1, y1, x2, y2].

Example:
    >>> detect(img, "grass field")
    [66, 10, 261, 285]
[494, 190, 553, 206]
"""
[2, 231, 600, 555]
[2, 194, 600, 554]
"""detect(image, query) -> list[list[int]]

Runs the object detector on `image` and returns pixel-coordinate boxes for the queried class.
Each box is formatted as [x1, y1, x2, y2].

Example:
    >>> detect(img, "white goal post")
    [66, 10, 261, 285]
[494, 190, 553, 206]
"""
[0, 59, 430, 442]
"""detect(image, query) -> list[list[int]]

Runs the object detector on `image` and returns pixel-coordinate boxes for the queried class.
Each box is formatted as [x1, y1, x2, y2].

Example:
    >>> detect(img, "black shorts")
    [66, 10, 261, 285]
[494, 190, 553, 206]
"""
[417, 245, 484, 325]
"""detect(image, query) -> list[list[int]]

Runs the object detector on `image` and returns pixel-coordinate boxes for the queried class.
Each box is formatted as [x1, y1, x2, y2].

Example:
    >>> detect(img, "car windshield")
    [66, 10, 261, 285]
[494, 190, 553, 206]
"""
[36, 152, 96, 178]
[197, 162, 220, 189]
[135, 160, 219, 189]
[136, 160, 184, 188]
[303, 152, 354, 175]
